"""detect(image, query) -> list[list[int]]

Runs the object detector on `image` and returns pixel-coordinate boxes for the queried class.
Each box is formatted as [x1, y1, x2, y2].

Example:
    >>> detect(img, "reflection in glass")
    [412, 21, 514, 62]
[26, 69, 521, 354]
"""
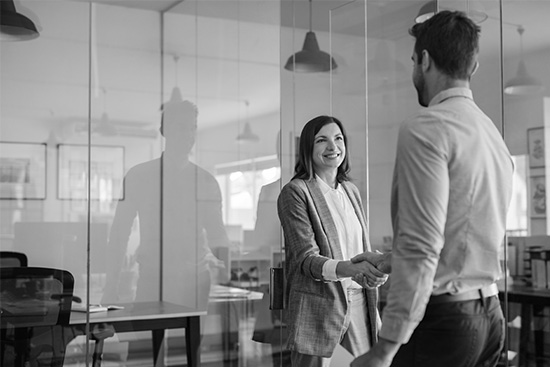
[104, 88, 230, 310]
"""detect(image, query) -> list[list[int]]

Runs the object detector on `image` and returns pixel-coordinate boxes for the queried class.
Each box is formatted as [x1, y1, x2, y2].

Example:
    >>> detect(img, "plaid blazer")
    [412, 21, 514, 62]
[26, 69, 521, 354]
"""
[277, 178, 380, 357]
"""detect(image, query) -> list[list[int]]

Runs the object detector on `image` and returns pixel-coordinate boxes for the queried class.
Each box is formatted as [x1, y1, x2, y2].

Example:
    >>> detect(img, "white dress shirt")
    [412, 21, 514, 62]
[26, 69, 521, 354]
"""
[380, 88, 514, 344]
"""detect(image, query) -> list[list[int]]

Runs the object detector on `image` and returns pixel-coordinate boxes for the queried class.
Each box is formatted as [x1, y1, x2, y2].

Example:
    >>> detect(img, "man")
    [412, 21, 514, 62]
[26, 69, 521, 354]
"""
[351, 10, 514, 367]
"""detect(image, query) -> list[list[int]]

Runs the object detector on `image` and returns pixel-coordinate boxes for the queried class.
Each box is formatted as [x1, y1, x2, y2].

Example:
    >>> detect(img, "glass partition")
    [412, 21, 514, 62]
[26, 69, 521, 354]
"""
[500, 1, 550, 366]
[330, 0, 369, 209]
[2, 0, 549, 366]
[1, 1, 100, 365]
[160, 2, 283, 365]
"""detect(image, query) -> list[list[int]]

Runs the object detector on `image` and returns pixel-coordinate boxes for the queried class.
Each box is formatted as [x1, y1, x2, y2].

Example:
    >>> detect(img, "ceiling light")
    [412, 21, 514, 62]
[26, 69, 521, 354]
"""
[415, 0, 487, 24]
[236, 123, 259, 143]
[236, 100, 259, 143]
[284, 0, 337, 73]
[415, 0, 437, 23]
[0, 0, 39, 41]
[504, 26, 545, 96]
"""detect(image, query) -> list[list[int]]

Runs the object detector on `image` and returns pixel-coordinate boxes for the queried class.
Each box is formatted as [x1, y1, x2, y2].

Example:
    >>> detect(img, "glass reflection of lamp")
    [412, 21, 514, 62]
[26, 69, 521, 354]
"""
[236, 100, 259, 144]
[504, 26, 545, 96]
[284, 0, 337, 72]
[95, 88, 117, 136]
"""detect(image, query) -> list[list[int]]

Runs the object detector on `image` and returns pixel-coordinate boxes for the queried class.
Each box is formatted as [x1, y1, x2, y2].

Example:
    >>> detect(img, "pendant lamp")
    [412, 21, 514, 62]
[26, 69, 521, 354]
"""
[94, 88, 117, 136]
[236, 100, 259, 143]
[415, 0, 438, 23]
[284, 0, 337, 73]
[0, 0, 39, 41]
[504, 26, 545, 96]
[415, 0, 487, 24]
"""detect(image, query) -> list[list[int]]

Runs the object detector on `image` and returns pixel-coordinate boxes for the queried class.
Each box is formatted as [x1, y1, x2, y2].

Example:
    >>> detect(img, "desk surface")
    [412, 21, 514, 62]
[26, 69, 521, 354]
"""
[70, 301, 206, 326]
[498, 280, 550, 306]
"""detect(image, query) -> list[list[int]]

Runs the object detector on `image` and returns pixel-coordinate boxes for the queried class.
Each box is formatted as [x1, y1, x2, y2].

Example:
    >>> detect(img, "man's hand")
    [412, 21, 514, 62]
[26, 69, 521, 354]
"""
[351, 251, 392, 274]
[351, 338, 400, 367]
[336, 260, 388, 289]
[352, 272, 388, 289]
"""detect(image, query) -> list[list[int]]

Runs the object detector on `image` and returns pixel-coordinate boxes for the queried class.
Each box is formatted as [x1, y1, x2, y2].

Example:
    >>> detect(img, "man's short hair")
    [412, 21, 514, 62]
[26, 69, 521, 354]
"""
[409, 10, 480, 80]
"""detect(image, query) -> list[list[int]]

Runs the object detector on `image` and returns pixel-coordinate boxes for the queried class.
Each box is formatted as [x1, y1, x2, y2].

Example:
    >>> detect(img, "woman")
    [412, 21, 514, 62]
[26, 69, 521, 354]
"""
[277, 115, 388, 366]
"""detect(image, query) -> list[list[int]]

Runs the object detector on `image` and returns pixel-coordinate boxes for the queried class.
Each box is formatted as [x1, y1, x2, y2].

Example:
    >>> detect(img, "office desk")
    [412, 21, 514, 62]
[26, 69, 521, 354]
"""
[499, 282, 550, 367]
[70, 301, 206, 367]
[208, 285, 264, 367]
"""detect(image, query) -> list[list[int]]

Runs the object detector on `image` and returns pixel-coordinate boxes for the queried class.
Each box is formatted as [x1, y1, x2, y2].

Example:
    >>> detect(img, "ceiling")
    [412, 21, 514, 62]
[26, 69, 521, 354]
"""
[3, 0, 549, 137]
[76, 0, 549, 53]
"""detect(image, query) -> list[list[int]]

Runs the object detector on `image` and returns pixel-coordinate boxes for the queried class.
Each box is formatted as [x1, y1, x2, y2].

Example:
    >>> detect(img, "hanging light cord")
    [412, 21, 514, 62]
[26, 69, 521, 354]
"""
[309, 0, 313, 32]
[517, 25, 525, 56]
[245, 100, 249, 125]
[173, 55, 180, 89]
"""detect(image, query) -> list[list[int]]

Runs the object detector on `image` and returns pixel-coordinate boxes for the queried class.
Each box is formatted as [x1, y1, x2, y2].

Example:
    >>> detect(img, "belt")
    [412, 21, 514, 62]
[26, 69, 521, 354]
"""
[428, 283, 499, 305]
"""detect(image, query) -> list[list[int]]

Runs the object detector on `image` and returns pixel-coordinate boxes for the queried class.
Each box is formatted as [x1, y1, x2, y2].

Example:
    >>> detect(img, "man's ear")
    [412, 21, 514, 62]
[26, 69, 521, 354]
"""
[471, 61, 479, 76]
[421, 49, 431, 72]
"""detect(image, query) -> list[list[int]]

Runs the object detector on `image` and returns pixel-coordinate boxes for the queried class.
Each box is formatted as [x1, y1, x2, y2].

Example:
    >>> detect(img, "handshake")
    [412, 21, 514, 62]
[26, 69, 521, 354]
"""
[346, 251, 392, 289]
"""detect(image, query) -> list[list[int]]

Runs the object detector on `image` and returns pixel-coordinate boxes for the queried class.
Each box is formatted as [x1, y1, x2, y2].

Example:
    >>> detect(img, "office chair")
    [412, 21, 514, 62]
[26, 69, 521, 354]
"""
[0, 251, 28, 267]
[0, 267, 75, 367]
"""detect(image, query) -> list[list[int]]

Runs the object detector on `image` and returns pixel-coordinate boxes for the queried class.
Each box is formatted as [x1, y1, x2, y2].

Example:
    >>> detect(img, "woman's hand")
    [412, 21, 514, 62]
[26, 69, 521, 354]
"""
[351, 251, 392, 274]
[336, 260, 388, 289]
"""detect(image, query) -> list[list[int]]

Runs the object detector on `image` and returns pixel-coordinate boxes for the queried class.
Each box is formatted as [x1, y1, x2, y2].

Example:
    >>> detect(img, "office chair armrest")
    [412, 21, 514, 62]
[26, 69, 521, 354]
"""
[51, 293, 82, 303]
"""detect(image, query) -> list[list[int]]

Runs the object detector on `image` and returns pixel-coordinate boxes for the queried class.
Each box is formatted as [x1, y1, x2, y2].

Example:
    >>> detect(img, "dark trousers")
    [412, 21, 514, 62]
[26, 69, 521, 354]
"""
[391, 295, 505, 367]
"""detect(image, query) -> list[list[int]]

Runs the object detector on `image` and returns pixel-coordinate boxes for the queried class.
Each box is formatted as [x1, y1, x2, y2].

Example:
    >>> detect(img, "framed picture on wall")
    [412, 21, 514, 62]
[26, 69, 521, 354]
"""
[57, 144, 124, 201]
[0, 142, 46, 200]
[527, 127, 545, 168]
[530, 175, 546, 218]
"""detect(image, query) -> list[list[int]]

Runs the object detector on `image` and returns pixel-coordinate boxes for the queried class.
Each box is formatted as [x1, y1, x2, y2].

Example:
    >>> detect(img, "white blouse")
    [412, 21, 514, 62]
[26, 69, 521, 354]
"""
[316, 176, 363, 290]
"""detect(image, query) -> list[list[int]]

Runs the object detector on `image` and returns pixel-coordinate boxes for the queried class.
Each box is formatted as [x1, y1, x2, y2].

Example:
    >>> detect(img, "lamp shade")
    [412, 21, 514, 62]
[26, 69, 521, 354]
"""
[0, 0, 39, 41]
[415, 0, 487, 24]
[415, 1, 437, 23]
[236, 122, 259, 143]
[284, 31, 337, 73]
[504, 60, 545, 95]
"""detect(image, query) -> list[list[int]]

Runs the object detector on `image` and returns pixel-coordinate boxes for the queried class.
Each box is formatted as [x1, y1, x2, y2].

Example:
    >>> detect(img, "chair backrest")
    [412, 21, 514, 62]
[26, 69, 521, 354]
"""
[0, 251, 28, 267]
[0, 267, 74, 328]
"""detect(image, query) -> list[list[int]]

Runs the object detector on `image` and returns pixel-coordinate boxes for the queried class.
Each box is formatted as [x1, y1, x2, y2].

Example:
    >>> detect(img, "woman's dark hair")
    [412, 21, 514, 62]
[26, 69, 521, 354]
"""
[409, 10, 480, 80]
[293, 115, 351, 182]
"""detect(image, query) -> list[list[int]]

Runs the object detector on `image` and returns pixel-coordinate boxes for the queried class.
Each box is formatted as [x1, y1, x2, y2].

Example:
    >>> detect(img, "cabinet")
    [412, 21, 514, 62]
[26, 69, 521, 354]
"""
[229, 246, 284, 288]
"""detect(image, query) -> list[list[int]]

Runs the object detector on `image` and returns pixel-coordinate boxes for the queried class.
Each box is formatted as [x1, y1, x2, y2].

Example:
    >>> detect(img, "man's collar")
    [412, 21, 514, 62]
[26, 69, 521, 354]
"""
[429, 87, 473, 107]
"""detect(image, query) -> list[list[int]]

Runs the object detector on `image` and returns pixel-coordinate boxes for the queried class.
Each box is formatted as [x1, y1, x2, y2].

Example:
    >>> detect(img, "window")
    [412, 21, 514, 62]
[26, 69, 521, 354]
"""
[216, 155, 280, 230]
[507, 155, 528, 236]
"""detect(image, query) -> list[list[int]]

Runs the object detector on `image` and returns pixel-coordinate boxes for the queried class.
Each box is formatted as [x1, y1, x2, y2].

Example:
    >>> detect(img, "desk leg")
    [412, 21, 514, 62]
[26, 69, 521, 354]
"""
[533, 305, 545, 367]
[14, 328, 27, 367]
[519, 304, 532, 367]
[92, 339, 105, 367]
[152, 329, 165, 367]
[186, 316, 201, 367]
